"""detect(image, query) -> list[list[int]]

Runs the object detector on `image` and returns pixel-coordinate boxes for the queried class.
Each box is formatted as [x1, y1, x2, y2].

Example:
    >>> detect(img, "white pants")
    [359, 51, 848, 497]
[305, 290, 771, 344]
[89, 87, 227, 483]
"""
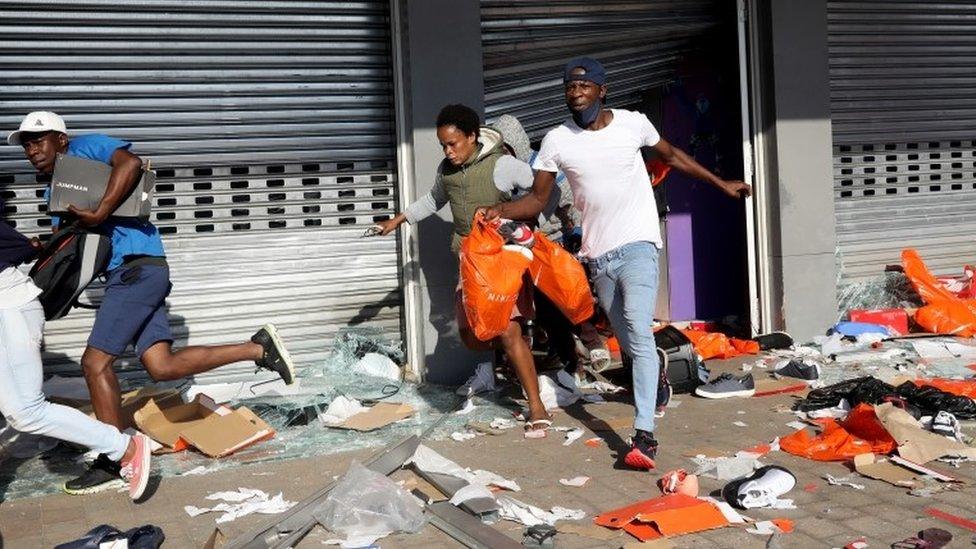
[0, 299, 129, 461]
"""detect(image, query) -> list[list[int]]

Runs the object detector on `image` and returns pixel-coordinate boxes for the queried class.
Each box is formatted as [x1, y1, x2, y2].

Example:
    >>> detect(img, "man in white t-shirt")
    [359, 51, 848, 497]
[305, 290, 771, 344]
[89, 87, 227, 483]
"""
[483, 57, 750, 470]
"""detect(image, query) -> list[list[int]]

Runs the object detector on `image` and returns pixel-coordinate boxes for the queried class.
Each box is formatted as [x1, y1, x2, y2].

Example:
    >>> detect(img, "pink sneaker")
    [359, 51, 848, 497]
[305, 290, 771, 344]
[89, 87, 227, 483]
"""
[120, 433, 151, 500]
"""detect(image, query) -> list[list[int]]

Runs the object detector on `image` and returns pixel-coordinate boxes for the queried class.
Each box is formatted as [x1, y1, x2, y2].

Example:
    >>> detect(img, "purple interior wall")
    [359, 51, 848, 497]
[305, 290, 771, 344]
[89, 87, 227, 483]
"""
[660, 61, 748, 322]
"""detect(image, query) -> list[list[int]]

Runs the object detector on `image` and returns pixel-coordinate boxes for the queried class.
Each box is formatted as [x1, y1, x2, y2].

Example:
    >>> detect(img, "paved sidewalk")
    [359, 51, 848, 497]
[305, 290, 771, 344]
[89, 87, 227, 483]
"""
[2, 359, 975, 548]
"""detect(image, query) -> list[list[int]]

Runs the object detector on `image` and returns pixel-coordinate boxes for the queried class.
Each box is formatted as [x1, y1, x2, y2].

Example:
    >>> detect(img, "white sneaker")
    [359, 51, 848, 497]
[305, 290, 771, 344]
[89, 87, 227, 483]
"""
[455, 362, 496, 396]
[722, 465, 797, 509]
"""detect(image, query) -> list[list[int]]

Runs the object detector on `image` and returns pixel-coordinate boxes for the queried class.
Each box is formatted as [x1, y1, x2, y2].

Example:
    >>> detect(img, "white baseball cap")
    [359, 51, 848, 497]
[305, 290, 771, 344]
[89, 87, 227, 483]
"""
[7, 111, 68, 146]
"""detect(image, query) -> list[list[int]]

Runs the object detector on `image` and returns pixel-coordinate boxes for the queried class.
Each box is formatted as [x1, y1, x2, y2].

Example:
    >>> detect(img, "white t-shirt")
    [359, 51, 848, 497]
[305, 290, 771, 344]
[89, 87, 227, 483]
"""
[533, 109, 662, 258]
[0, 265, 42, 310]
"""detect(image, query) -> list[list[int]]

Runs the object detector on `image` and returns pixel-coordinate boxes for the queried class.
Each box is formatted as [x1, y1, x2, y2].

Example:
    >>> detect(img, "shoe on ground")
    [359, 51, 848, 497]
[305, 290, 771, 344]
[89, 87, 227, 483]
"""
[624, 430, 658, 470]
[120, 433, 152, 500]
[930, 411, 961, 440]
[63, 454, 124, 495]
[695, 373, 756, 399]
[773, 358, 820, 384]
[754, 331, 794, 351]
[588, 348, 611, 372]
[722, 464, 797, 509]
[252, 323, 296, 385]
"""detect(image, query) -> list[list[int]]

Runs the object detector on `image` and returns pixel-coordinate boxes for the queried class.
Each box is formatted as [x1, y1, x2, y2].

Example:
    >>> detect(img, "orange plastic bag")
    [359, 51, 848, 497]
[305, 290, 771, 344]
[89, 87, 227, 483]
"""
[915, 378, 976, 399]
[529, 232, 594, 325]
[681, 329, 759, 360]
[459, 215, 532, 341]
[902, 249, 976, 336]
[902, 249, 958, 304]
[914, 302, 976, 337]
[646, 158, 672, 187]
[780, 404, 896, 461]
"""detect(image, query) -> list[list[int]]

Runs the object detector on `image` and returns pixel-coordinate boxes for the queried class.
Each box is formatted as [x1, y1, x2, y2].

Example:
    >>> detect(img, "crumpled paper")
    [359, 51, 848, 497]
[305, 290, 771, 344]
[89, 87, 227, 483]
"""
[496, 495, 585, 526]
[691, 452, 762, 480]
[184, 488, 294, 524]
[407, 445, 521, 492]
[318, 395, 368, 426]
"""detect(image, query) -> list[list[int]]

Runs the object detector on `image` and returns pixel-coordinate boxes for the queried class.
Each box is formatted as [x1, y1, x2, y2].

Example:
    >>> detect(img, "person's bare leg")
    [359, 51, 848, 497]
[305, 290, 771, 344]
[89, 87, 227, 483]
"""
[140, 340, 262, 382]
[80, 346, 125, 429]
[496, 321, 548, 428]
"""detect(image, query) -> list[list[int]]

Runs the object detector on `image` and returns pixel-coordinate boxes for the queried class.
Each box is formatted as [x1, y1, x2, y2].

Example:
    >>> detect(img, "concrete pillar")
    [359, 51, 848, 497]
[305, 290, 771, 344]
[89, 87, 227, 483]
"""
[763, 0, 839, 340]
[399, 0, 488, 384]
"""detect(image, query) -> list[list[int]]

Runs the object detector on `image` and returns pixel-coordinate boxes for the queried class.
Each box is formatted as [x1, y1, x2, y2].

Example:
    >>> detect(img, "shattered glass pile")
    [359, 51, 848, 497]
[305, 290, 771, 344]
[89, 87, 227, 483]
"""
[0, 328, 514, 501]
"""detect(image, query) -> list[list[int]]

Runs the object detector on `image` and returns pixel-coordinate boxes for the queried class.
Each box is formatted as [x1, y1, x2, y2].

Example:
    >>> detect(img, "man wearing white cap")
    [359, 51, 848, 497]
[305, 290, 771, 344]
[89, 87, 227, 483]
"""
[8, 112, 296, 494]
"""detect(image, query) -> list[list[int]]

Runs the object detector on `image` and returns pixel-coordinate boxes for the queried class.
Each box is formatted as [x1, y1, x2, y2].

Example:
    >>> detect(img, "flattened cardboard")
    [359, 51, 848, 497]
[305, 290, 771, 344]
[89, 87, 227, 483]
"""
[889, 455, 959, 482]
[874, 403, 976, 464]
[595, 494, 728, 540]
[853, 453, 918, 487]
[179, 406, 275, 458]
[333, 402, 414, 432]
[134, 394, 274, 457]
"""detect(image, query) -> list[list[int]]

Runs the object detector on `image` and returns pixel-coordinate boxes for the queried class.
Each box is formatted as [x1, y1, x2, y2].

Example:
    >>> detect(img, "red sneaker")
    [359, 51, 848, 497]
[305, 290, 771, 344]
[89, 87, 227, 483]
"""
[120, 433, 152, 500]
[624, 430, 658, 470]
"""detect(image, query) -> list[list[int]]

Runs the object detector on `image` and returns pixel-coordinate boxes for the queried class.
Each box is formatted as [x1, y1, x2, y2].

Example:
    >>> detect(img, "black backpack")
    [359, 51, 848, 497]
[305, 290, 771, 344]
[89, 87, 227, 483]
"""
[28, 226, 111, 320]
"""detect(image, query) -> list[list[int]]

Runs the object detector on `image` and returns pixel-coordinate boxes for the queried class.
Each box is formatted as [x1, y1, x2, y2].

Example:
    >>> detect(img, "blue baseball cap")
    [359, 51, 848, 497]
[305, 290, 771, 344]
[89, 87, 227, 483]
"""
[563, 57, 606, 86]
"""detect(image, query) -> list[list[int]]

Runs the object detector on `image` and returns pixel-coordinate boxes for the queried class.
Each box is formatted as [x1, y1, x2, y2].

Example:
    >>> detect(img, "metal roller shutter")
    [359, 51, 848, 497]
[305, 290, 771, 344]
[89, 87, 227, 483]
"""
[481, 0, 725, 138]
[0, 0, 402, 383]
[829, 1, 976, 286]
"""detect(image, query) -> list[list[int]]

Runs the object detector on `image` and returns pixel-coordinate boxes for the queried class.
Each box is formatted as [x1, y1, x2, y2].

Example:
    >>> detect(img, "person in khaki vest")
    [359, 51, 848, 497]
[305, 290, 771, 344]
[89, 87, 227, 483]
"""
[375, 104, 550, 437]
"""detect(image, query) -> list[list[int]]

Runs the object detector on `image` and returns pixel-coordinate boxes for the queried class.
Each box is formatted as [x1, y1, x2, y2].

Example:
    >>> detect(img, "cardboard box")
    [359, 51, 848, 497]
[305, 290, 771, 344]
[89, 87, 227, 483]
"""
[49, 153, 155, 219]
[134, 394, 275, 458]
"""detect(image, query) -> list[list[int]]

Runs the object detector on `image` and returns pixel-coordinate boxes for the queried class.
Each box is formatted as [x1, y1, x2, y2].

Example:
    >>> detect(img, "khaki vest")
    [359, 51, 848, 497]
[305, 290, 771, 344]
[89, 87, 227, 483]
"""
[440, 141, 509, 252]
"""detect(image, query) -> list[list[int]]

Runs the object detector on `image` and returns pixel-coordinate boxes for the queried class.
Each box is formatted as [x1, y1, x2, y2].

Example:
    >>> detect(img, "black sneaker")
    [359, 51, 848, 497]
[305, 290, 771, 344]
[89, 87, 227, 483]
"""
[624, 430, 658, 470]
[773, 359, 820, 384]
[63, 454, 124, 495]
[252, 323, 296, 385]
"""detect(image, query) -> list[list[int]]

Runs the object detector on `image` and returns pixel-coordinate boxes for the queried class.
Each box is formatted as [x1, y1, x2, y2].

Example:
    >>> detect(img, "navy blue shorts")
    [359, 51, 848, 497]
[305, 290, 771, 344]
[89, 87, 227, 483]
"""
[88, 264, 173, 357]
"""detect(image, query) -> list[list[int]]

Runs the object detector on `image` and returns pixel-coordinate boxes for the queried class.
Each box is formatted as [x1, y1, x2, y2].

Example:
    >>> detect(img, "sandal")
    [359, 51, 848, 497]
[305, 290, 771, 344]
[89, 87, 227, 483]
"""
[524, 419, 552, 439]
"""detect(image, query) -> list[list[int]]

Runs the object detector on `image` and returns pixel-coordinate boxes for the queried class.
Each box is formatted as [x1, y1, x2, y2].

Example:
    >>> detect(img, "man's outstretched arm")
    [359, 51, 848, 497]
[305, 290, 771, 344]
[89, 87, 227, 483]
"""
[483, 169, 556, 222]
[654, 138, 751, 199]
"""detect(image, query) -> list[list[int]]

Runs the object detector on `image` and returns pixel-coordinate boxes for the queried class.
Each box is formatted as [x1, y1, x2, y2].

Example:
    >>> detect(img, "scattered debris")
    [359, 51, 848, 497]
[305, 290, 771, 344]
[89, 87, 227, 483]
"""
[595, 493, 730, 541]
[562, 427, 584, 446]
[319, 461, 426, 548]
[455, 398, 477, 415]
[823, 474, 865, 490]
[658, 469, 699, 497]
[490, 417, 517, 430]
[185, 488, 294, 524]
[584, 437, 602, 448]
[450, 431, 477, 442]
[496, 495, 585, 527]
[559, 476, 589, 487]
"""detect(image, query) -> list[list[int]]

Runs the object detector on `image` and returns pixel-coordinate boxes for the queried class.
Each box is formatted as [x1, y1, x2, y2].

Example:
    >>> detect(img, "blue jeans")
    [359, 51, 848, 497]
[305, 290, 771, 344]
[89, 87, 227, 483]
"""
[586, 241, 660, 432]
[0, 299, 129, 461]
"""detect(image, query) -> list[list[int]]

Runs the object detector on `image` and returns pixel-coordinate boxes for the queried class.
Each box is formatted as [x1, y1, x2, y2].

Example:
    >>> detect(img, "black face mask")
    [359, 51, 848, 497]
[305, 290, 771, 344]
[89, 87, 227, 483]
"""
[570, 99, 601, 128]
